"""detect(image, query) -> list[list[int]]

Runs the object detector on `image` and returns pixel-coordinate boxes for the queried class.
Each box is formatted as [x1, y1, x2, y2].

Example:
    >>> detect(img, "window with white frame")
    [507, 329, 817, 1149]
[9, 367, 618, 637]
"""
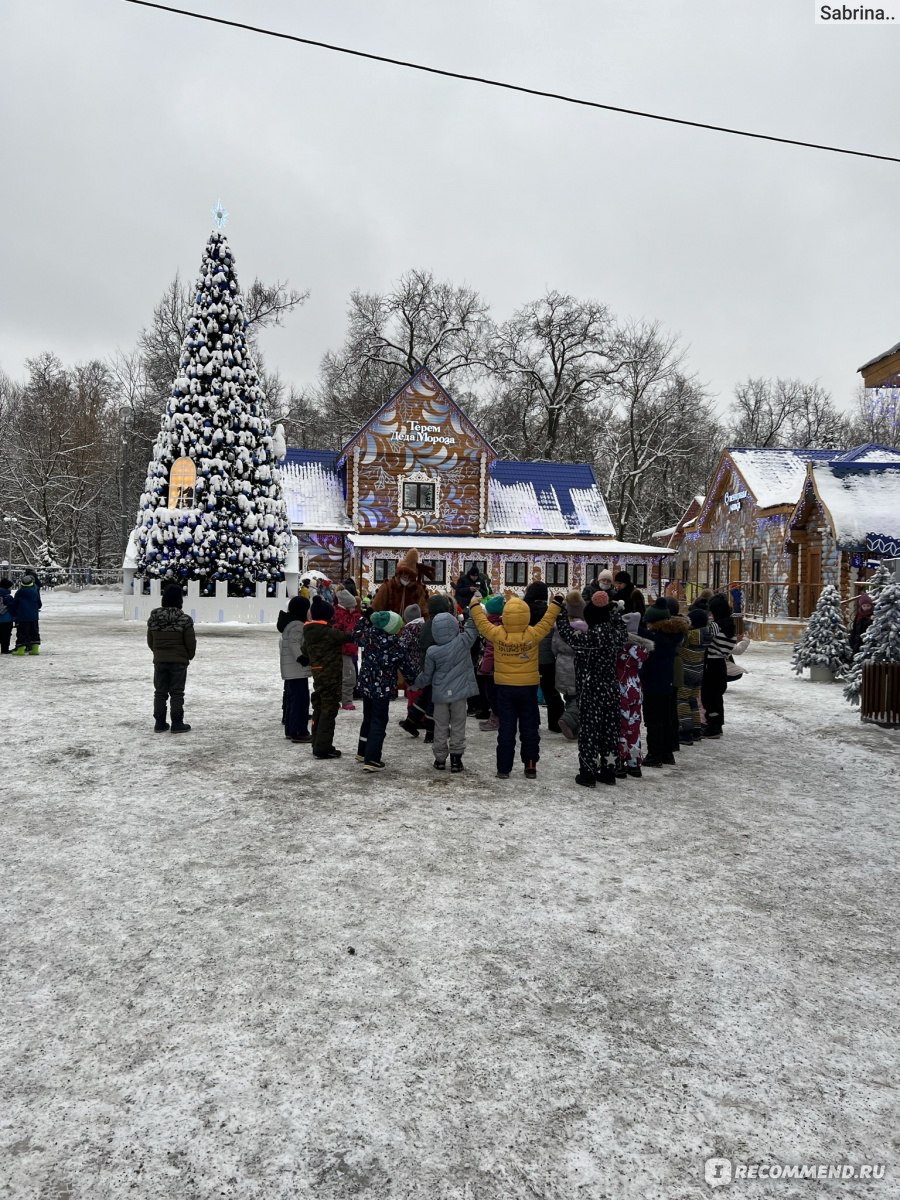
[423, 559, 446, 584]
[545, 562, 568, 586]
[505, 561, 527, 586]
[373, 558, 396, 583]
[633, 563, 647, 587]
[398, 470, 440, 517]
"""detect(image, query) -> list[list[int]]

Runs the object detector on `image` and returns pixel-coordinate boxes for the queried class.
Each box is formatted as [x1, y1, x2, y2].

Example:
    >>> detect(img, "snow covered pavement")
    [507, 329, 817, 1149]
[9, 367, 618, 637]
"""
[2, 591, 897, 1199]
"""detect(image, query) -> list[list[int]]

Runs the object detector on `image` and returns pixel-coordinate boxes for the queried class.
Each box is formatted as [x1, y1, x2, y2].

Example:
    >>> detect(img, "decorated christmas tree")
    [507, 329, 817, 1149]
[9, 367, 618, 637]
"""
[133, 221, 289, 595]
[791, 583, 853, 678]
[843, 580, 900, 706]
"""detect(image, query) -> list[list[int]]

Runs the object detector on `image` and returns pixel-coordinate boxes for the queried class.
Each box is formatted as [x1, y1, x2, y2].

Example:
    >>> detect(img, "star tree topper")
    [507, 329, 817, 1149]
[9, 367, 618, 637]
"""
[211, 198, 229, 228]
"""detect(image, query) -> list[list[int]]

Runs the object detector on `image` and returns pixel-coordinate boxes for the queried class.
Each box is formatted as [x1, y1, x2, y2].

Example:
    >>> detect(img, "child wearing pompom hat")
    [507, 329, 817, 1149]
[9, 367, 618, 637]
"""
[353, 609, 416, 771]
[554, 590, 627, 787]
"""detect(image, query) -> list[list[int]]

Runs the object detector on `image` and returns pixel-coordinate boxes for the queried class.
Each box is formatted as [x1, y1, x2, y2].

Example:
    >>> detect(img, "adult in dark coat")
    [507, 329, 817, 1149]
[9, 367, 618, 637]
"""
[640, 600, 689, 766]
[613, 570, 641, 614]
[453, 563, 491, 612]
[0, 577, 14, 655]
[524, 580, 564, 733]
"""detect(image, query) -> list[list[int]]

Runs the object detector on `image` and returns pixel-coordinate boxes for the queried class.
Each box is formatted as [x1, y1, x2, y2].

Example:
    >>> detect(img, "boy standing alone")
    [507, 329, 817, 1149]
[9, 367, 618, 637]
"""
[146, 584, 196, 733]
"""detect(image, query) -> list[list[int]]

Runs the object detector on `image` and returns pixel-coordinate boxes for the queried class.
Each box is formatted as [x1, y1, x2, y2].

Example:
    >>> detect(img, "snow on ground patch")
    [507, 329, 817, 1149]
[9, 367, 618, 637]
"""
[1, 593, 897, 1199]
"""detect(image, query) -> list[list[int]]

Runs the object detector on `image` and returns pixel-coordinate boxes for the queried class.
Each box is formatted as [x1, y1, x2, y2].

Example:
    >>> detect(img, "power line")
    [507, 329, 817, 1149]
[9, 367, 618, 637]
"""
[123, 0, 900, 165]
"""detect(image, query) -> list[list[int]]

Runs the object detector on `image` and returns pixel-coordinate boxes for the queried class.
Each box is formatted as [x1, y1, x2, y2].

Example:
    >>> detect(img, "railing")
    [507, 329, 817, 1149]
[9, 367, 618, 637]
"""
[0, 565, 124, 590]
[675, 579, 877, 622]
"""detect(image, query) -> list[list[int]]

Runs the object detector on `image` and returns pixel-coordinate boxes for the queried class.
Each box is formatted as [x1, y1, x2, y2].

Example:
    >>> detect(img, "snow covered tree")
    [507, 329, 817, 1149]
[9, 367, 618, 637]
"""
[865, 560, 895, 601]
[843, 581, 900, 706]
[36, 541, 64, 588]
[133, 229, 290, 595]
[791, 583, 853, 678]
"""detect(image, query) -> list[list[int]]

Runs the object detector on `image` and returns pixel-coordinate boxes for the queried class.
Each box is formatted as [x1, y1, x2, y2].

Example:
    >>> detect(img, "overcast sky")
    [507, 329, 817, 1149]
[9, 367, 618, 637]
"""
[1, 0, 898, 418]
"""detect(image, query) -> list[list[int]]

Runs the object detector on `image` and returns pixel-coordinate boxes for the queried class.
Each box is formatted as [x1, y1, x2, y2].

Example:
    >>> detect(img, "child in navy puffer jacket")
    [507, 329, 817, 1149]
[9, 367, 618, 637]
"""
[353, 609, 415, 772]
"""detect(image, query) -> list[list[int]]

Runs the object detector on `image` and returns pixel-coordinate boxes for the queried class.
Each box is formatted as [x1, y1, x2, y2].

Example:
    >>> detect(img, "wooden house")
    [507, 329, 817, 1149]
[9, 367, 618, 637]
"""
[280, 367, 673, 595]
[785, 450, 900, 608]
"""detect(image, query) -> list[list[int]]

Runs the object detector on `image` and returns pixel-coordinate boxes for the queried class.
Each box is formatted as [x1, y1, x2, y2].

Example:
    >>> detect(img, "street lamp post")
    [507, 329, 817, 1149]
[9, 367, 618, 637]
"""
[2, 516, 19, 568]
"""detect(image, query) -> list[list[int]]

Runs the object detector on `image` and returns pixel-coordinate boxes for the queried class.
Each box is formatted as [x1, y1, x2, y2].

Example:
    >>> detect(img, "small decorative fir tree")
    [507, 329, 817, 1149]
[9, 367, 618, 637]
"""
[843, 580, 900, 706]
[791, 583, 853, 678]
[865, 560, 894, 601]
[133, 227, 289, 595]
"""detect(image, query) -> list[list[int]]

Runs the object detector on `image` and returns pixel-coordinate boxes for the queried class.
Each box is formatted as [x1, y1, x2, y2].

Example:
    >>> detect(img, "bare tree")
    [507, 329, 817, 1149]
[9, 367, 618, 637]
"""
[602, 322, 712, 541]
[481, 291, 617, 460]
[729, 377, 846, 448]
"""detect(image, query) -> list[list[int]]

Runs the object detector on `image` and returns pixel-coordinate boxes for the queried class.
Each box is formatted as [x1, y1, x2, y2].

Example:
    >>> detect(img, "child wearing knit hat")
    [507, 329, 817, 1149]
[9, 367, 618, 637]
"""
[353, 609, 416, 771]
[146, 582, 196, 733]
[332, 589, 360, 710]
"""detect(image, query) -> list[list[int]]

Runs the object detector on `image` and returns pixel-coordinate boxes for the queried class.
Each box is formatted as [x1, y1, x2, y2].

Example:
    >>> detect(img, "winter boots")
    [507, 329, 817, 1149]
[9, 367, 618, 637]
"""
[575, 771, 596, 789]
[29, 645, 39, 656]
[524, 761, 537, 779]
[598, 764, 617, 786]
[478, 716, 499, 732]
[170, 720, 192, 734]
[398, 718, 420, 738]
[433, 759, 446, 771]
[154, 719, 170, 733]
[12, 646, 27, 656]
[450, 754, 464, 774]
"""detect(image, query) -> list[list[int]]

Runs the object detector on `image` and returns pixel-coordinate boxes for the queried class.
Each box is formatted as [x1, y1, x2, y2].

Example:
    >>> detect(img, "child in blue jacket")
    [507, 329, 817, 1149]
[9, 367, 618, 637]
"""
[414, 611, 479, 773]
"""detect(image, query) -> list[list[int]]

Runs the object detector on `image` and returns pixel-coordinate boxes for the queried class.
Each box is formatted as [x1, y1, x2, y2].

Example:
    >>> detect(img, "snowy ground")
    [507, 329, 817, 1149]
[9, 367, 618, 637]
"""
[1, 590, 897, 1200]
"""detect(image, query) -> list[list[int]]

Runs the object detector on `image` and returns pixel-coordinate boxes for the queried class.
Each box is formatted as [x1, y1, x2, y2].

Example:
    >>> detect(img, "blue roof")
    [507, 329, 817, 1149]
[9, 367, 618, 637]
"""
[489, 460, 598, 490]
[487, 460, 614, 535]
[281, 449, 342, 470]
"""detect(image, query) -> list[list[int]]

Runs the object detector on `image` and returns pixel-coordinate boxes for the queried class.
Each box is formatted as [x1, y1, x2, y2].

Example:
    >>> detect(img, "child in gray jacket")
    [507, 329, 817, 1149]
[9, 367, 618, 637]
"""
[414, 611, 479, 773]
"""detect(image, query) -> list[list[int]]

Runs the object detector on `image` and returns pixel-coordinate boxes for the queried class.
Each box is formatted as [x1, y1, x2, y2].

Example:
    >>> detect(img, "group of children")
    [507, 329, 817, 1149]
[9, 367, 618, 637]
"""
[144, 564, 748, 781]
[272, 566, 749, 786]
[0, 573, 43, 656]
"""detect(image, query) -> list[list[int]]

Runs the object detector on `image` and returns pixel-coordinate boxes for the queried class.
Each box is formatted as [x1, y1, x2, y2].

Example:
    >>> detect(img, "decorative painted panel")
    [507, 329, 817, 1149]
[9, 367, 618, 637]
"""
[350, 372, 490, 535]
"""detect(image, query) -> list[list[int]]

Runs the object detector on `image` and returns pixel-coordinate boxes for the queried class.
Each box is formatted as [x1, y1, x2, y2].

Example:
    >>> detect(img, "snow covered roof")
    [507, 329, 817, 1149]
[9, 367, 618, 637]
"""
[727, 448, 821, 509]
[349, 533, 673, 556]
[809, 463, 900, 552]
[279, 450, 352, 532]
[486, 461, 615, 536]
[858, 341, 900, 372]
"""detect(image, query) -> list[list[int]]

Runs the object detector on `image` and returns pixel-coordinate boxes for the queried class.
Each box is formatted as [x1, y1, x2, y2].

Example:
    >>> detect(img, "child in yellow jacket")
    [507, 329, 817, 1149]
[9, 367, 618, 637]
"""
[470, 591, 562, 779]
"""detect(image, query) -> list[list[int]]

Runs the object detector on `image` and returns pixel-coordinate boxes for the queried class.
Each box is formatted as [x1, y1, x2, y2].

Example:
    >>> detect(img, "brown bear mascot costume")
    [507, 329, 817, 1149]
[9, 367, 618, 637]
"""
[371, 548, 434, 614]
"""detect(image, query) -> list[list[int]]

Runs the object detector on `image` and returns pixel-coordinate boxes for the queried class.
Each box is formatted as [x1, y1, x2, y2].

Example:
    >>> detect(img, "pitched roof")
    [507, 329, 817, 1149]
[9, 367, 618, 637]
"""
[726, 448, 828, 509]
[486, 461, 615, 536]
[337, 366, 496, 464]
[858, 341, 900, 373]
[808, 462, 900, 552]
[279, 450, 352, 531]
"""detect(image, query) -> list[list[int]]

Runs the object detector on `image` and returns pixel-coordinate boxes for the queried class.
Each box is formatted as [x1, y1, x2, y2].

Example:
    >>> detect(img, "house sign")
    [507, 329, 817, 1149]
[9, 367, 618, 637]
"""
[393, 421, 457, 447]
[724, 489, 748, 512]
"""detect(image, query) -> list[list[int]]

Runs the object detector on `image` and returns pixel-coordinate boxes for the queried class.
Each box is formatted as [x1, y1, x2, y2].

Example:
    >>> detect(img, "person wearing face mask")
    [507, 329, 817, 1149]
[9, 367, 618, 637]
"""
[371, 548, 433, 615]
